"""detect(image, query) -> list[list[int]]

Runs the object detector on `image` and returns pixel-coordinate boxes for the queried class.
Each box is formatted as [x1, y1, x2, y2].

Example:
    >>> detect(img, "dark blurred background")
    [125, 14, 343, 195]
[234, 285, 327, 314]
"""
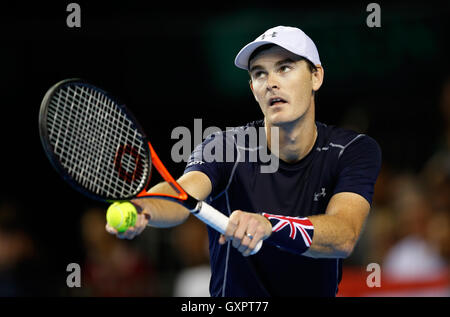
[0, 1, 449, 296]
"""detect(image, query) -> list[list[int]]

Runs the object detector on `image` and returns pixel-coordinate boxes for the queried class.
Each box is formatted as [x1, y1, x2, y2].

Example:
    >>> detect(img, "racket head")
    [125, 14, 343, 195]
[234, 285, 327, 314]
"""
[39, 79, 152, 202]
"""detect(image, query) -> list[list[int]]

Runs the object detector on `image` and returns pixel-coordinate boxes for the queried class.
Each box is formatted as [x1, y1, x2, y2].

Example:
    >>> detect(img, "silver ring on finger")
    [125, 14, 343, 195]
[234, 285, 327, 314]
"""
[246, 233, 254, 239]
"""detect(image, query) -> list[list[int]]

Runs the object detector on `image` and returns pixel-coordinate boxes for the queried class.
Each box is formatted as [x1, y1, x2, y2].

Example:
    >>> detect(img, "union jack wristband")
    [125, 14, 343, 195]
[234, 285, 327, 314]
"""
[262, 213, 314, 255]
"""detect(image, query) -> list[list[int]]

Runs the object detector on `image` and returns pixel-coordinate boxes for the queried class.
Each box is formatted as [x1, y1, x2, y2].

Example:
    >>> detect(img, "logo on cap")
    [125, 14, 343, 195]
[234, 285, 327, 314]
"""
[260, 31, 278, 40]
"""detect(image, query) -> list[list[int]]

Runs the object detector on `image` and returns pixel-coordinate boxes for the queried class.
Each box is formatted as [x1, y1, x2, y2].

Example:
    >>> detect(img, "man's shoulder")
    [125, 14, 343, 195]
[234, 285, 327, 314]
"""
[317, 121, 378, 149]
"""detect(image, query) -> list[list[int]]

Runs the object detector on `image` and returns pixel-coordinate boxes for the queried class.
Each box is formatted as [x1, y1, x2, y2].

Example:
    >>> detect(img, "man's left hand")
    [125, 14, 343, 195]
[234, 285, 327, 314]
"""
[219, 210, 272, 256]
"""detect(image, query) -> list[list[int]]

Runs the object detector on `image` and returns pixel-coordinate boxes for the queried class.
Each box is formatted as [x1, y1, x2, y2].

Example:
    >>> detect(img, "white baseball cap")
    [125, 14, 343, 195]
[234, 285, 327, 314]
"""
[234, 26, 321, 70]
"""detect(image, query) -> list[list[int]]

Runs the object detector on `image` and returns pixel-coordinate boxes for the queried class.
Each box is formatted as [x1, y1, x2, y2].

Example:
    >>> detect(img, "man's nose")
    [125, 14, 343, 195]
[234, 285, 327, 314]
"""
[266, 73, 279, 90]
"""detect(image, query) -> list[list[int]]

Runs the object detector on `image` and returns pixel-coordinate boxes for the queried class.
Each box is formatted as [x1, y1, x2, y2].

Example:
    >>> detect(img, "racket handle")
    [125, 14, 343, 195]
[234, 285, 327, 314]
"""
[193, 201, 262, 255]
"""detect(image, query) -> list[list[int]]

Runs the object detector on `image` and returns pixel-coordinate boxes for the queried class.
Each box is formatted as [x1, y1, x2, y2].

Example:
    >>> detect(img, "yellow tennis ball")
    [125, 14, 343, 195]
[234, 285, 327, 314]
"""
[106, 202, 137, 232]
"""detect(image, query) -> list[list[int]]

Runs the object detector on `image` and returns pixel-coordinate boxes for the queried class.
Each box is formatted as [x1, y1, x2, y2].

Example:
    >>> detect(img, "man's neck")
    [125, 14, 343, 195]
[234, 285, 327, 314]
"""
[265, 108, 317, 164]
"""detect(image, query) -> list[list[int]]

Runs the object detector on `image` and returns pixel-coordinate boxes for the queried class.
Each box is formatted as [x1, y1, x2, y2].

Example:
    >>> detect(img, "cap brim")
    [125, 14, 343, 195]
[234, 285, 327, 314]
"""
[234, 40, 276, 70]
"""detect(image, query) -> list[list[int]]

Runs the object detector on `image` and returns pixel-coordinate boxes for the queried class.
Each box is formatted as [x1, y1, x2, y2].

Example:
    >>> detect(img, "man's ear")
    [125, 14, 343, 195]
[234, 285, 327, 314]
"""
[249, 79, 259, 103]
[312, 65, 324, 92]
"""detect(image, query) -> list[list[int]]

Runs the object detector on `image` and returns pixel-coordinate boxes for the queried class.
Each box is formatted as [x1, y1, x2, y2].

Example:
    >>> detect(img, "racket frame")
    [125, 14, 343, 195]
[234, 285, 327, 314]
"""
[39, 79, 200, 209]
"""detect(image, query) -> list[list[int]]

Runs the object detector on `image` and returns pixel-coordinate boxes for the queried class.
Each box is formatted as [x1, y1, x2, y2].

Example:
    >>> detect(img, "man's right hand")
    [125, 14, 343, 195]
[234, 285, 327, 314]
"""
[105, 200, 150, 240]
[104, 171, 212, 239]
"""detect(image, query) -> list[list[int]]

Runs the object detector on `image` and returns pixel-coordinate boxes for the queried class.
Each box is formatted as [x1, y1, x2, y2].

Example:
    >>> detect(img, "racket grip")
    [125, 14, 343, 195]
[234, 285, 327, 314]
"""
[193, 201, 262, 255]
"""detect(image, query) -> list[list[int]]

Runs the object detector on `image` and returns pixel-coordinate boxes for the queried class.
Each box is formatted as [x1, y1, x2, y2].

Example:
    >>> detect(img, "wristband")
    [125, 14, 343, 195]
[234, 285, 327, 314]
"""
[262, 212, 314, 255]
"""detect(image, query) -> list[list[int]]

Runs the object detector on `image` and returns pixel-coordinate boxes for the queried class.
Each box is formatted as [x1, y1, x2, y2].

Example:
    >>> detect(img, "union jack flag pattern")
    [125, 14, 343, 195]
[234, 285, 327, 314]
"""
[262, 213, 314, 255]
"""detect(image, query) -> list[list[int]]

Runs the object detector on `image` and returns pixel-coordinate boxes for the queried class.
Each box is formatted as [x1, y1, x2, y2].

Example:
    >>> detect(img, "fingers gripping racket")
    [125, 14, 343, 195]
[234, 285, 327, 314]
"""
[39, 79, 262, 254]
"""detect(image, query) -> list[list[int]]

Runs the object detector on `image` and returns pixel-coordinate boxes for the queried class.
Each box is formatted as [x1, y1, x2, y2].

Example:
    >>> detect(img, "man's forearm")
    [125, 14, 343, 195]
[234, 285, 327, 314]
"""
[302, 214, 360, 259]
[132, 171, 213, 229]
[261, 212, 361, 259]
[132, 182, 190, 228]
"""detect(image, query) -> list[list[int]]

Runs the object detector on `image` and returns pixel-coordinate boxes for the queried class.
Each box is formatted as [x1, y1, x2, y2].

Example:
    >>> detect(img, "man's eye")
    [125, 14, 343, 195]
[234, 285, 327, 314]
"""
[254, 71, 266, 79]
[280, 65, 291, 72]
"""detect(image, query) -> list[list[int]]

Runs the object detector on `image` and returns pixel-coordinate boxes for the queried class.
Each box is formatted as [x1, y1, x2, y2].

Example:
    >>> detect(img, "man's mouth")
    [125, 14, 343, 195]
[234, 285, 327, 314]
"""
[269, 97, 287, 106]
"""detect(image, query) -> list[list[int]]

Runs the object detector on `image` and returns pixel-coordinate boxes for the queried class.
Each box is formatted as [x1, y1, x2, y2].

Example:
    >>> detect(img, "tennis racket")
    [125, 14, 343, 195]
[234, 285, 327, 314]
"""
[38, 79, 262, 254]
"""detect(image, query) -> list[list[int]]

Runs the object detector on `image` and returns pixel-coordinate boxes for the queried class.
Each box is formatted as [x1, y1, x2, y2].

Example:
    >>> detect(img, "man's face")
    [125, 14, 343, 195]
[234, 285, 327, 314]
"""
[249, 46, 323, 126]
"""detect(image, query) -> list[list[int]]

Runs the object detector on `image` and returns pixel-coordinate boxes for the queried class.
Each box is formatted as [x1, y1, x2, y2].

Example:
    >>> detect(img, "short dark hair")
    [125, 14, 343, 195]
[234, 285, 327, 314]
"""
[248, 44, 318, 73]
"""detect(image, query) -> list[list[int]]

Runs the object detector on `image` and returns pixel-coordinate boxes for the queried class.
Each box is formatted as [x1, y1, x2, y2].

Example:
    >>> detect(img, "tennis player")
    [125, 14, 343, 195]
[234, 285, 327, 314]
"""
[106, 26, 381, 296]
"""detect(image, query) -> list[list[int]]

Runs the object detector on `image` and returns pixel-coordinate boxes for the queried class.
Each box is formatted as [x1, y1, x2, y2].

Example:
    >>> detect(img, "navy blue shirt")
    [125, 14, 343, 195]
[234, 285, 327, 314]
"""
[184, 120, 381, 297]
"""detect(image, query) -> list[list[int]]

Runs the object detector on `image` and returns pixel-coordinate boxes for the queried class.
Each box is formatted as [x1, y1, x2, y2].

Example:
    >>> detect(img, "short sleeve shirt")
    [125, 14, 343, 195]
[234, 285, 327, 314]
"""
[184, 120, 382, 297]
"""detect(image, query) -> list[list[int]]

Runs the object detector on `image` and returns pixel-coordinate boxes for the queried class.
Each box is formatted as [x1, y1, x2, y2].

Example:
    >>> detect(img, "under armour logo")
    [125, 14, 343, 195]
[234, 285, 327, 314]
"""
[314, 188, 326, 201]
[260, 32, 277, 40]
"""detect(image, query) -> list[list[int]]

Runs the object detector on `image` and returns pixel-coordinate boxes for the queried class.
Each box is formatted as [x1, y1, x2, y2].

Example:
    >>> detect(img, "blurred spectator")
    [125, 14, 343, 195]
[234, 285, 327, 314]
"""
[0, 200, 52, 296]
[350, 164, 398, 265]
[338, 76, 450, 296]
[426, 209, 450, 265]
[378, 76, 450, 286]
[78, 207, 157, 296]
[417, 75, 450, 268]
[171, 216, 211, 297]
[366, 77, 449, 283]
[382, 173, 447, 280]
[419, 76, 450, 265]
[421, 75, 450, 212]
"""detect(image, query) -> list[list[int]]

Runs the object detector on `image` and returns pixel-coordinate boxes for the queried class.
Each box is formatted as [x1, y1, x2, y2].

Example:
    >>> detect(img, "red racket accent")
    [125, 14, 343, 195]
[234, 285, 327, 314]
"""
[136, 142, 188, 201]
[114, 144, 145, 184]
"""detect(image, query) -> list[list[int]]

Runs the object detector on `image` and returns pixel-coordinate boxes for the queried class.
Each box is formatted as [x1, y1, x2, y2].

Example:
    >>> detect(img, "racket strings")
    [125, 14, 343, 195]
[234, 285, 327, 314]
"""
[50, 86, 119, 192]
[45, 84, 149, 199]
[57, 85, 146, 196]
